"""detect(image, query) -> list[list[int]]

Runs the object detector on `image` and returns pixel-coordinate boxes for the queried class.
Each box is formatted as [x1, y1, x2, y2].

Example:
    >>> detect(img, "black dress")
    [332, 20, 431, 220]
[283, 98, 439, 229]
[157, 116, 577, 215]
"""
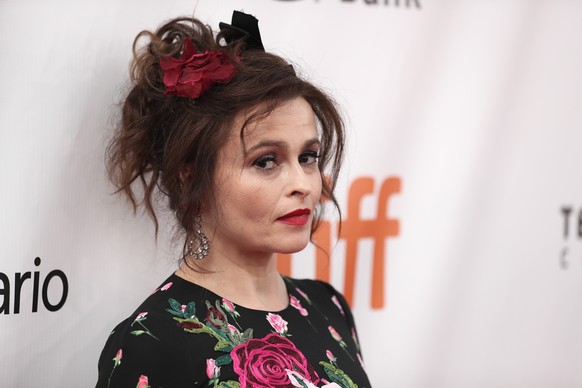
[96, 274, 371, 387]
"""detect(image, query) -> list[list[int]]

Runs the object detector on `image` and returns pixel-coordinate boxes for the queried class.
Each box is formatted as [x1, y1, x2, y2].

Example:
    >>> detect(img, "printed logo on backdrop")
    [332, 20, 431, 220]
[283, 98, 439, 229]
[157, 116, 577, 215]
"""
[278, 176, 401, 310]
[560, 205, 582, 270]
[273, 0, 421, 9]
[0, 257, 69, 314]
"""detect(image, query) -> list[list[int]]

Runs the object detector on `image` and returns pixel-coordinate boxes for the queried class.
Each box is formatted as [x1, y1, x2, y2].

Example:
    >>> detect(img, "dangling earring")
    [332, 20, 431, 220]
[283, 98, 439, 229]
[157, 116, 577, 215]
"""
[185, 215, 210, 260]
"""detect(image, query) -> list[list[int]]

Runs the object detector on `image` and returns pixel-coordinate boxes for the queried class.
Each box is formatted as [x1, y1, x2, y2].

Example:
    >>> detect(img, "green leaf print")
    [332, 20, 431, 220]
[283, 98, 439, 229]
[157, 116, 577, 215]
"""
[130, 312, 160, 340]
[214, 353, 232, 367]
[239, 328, 253, 344]
[184, 301, 196, 318]
[168, 298, 182, 312]
[320, 361, 358, 388]
[216, 381, 240, 388]
[167, 297, 260, 382]
[224, 326, 252, 347]
[214, 338, 233, 353]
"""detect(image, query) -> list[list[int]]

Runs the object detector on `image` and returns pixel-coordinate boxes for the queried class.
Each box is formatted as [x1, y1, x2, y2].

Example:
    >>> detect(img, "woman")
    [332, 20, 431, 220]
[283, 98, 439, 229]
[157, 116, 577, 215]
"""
[96, 11, 371, 388]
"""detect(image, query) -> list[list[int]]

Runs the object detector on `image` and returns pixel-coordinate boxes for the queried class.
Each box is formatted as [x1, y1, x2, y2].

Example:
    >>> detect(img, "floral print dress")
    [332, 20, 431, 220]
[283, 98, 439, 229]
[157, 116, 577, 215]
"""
[96, 274, 371, 388]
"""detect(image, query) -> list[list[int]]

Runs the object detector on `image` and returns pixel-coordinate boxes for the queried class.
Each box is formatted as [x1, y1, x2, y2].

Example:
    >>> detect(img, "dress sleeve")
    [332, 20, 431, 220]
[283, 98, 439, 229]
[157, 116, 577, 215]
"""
[315, 280, 365, 357]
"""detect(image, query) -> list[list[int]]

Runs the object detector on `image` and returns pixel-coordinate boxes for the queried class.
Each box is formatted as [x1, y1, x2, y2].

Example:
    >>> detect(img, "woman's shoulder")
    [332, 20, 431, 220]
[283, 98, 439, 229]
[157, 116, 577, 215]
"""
[285, 277, 348, 309]
[96, 274, 216, 388]
[285, 276, 359, 330]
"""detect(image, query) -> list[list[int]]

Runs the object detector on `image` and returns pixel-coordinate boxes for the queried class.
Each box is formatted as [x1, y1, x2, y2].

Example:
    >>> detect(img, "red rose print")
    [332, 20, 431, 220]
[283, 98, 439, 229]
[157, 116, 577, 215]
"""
[206, 307, 227, 329]
[178, 321, 203, 330]
[231, 333, 319, 387]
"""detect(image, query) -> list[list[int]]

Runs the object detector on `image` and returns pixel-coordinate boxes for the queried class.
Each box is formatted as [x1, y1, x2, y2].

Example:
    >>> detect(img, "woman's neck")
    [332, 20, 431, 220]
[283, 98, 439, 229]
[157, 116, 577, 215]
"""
[175, 251, 289, 311]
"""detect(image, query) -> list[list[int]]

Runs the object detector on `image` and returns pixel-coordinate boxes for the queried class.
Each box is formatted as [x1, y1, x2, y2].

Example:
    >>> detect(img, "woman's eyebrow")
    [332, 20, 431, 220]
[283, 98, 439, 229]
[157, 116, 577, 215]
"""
[246, 137, 320, 154]
[246, 140, 287, 153]
[304, 137, 321, 148]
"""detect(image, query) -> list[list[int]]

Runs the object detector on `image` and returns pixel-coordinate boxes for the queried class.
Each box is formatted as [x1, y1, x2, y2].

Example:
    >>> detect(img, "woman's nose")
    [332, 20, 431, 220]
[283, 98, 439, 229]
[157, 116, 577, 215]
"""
[287, 163, 313, 198]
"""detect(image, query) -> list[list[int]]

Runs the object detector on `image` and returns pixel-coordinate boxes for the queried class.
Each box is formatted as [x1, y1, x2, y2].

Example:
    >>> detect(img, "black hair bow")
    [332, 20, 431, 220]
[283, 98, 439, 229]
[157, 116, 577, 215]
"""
[219, 11, 265, 51]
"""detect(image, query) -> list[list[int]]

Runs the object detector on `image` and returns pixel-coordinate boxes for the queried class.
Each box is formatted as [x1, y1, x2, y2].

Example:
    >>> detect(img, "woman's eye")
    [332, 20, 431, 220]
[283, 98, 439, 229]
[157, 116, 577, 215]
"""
[253, 156, 277, 170]
[299, 151, 320, 165]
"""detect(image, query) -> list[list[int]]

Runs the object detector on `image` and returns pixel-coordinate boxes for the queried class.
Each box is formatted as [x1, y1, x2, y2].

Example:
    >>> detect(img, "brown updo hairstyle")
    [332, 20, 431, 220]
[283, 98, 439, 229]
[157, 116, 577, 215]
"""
[107, 15, 345, 260]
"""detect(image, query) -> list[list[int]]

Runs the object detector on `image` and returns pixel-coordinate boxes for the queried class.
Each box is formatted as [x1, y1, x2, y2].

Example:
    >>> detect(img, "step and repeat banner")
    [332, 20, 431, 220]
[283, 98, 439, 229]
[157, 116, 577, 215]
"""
[1, 0, 581, 387]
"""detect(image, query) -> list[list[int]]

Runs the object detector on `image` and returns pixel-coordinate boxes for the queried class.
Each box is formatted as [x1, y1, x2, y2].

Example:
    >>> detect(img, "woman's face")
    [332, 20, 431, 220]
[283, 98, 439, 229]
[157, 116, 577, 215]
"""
[204, 97, 322, 261]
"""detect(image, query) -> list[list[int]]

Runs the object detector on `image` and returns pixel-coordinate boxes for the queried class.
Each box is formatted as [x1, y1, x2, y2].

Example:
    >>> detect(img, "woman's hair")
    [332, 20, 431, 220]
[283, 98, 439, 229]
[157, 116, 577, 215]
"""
[107, 15, 345, 248]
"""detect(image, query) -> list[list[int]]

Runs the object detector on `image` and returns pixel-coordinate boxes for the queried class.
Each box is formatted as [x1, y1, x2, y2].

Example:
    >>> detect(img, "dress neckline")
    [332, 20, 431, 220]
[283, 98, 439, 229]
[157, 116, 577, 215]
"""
[168, 272, 296, 313]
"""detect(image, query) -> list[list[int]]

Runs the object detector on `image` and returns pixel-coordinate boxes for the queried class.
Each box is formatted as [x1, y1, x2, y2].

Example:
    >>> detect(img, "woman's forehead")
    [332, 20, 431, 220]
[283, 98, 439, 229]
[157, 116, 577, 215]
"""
[236, 98, 316, 137]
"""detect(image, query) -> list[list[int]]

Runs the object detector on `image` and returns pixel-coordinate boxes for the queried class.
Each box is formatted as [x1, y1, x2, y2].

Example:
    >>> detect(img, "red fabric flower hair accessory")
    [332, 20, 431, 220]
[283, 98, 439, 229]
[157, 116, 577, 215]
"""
[160, 39, 237, 99]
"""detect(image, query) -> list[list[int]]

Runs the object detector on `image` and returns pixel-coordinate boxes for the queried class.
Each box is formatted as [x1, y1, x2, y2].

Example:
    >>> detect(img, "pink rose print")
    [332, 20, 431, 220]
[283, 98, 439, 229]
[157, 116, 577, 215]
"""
[266, 313, 288, 336]
[137, 375, 150, 388]
[113, 348, 122, 366]
[181, 305, 187, 313]
[328, 326, 342, 342]
[150, 281, 173, 295]
[357, 353, 366, 371]
[222, 297, 241, 328]
[231, 333, 319, 387]
[289, 295, 308, 316]
[326, 350, 336, 364]
[351, 327, 361, 350]
[130, 311, 159, 340]
[108, 349, 123, 388]
[295, 287, 311, 303]
[331, 295, 345, 316]
[222, 298, 240, 317]
[228, 324, 240, 334]
[135, 312, 148, 322]
[328, 326, 354, 361]
[206, 358, 220, 379]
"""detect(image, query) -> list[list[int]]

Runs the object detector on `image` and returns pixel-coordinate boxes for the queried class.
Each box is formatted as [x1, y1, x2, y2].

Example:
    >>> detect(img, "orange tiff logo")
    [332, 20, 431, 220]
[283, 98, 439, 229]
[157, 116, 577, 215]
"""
[277, 176, 401, 310]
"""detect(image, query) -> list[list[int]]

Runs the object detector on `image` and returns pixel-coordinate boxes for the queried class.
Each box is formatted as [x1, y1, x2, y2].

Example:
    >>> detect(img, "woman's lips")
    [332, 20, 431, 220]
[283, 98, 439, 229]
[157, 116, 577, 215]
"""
[277, 209, 311, 226]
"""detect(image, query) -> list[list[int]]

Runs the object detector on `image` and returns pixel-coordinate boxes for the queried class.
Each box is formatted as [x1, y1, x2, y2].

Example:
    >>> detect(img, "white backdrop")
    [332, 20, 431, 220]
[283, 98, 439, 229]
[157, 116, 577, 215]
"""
[1, 0, 581, 387]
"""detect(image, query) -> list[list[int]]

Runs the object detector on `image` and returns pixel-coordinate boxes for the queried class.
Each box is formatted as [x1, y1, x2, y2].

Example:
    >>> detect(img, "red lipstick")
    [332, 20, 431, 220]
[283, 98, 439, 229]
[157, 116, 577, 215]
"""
[277, 209, 311, 226]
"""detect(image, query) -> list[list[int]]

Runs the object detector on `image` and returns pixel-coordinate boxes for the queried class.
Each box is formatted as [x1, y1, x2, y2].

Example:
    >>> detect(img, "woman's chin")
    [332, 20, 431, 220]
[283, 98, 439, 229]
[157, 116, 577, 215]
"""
[275, 239, 311, 255]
